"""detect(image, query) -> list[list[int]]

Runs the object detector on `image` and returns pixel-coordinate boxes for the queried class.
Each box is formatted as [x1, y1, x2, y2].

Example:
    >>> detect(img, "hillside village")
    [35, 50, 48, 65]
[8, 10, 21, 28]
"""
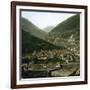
[21, 14, 80, 78]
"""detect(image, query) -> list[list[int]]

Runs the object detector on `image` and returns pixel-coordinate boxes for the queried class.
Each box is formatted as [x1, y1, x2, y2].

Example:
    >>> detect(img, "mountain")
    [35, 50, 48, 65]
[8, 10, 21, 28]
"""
[51, 14, 80, 33]
[43, 26, 55, 32]
[21, 17, 47, 40]
[49, 14, 80, 41]
[46, 14, 80, 47]
[22, 30, 63, 56]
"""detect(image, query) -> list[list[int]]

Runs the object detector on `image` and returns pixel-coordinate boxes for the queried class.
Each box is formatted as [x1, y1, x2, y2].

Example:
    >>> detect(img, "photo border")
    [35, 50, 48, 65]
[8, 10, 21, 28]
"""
[11, 1, 88, 89]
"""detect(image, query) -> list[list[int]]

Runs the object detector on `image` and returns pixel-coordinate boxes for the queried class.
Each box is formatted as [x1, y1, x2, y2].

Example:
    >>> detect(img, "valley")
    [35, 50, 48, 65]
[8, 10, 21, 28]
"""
[21, 14, 80, 78]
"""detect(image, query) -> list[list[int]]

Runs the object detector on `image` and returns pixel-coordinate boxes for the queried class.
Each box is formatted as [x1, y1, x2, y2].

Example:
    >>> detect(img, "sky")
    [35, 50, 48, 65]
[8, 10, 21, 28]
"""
[21, 11, 76, 31]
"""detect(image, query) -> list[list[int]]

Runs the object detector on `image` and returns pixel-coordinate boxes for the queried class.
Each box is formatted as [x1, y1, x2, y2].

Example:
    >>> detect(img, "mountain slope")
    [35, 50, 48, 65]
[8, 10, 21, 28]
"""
[43, 26, 55, 32]
[51, 14, 80, 33]
[21, 17, 47, 40]
[22, 30, 63, 55]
